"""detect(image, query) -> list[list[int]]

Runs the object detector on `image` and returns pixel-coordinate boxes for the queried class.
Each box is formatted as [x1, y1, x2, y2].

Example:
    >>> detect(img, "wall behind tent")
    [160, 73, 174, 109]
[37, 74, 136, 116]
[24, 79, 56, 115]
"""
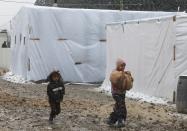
[0, 31, 11, 69]
[0, 48, 11, 69]
[35, 0, 185, 11]
[10, 6, 177, 83]
[0, 0, 35, 30]
[0, 31, 7, 46]
[101, 17, 177, 100]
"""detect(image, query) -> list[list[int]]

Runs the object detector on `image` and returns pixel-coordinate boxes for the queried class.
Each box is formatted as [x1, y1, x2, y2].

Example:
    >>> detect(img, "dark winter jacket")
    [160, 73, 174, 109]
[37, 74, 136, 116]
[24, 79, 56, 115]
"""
[47, 72, 65, 102]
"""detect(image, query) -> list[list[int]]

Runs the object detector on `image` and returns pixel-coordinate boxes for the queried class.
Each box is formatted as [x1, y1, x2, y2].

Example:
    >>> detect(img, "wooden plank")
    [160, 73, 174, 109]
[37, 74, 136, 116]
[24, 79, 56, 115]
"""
[30, 38, 40, 41]
[58, 38, 67, 41]
[100, 39, 106, 42]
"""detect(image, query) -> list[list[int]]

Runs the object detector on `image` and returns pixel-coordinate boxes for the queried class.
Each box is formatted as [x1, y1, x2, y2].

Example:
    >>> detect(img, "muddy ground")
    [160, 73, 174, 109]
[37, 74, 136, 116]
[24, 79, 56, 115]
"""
[0, 75, 187, 131]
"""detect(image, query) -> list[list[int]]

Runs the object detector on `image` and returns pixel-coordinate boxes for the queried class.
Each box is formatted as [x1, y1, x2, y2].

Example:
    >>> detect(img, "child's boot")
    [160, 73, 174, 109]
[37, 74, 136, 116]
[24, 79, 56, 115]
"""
[117, 119, 125, 128]
[49, 115, 54, 124]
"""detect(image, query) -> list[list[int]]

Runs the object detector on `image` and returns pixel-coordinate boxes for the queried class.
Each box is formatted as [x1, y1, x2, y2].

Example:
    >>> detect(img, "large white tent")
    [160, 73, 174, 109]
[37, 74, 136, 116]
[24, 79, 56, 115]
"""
[10, 6, 177, 83]
[101, 15, 187, 100]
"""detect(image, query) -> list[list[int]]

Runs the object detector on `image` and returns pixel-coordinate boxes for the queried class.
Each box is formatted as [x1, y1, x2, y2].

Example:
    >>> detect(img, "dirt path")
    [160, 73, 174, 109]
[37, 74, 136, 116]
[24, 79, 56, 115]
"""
[0, 78, 187, 131]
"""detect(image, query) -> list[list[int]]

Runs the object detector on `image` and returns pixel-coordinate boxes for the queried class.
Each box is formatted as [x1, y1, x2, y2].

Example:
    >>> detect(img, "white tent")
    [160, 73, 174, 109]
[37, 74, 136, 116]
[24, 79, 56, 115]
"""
[101, 15, 187, 100]
[10, 6, 177, 83]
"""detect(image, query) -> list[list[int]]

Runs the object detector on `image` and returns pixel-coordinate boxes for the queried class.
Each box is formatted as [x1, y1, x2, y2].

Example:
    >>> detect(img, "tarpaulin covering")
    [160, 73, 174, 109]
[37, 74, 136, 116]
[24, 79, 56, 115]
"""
[175, 16, 187, 77]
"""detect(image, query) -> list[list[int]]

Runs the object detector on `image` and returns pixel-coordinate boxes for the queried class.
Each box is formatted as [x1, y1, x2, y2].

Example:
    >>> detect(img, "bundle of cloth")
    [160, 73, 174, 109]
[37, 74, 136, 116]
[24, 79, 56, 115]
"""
[110, 68, 133, 92]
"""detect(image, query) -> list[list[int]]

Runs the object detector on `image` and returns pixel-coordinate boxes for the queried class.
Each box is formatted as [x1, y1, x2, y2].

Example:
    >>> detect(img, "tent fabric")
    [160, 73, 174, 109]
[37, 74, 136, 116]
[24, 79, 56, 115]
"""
[101, 17, 177, 100]
[175, 16, 187, 77]
[10, 6, 177, 83]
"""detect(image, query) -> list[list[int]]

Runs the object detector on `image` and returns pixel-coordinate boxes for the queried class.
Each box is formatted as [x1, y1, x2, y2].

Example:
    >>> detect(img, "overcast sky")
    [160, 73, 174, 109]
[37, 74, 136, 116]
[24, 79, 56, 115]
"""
[0, 0, 36, 30]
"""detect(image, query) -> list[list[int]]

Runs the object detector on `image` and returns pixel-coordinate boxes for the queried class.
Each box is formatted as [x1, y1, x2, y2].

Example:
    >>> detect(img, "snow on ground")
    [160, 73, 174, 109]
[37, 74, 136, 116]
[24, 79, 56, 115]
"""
[2, 72, 29, 84]
[126, 91, 168, 105]
[98, 86, 169, 105]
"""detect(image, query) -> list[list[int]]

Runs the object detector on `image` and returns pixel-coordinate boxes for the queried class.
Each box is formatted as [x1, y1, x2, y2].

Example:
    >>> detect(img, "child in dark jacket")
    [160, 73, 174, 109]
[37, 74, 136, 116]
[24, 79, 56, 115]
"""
[47, 71, 65, 123]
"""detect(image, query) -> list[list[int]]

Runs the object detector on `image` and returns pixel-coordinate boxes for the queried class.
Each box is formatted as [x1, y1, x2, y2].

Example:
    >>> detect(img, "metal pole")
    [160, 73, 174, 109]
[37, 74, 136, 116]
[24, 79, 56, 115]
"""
[120, 0, 123, 10]
[53, 0, 57, 6]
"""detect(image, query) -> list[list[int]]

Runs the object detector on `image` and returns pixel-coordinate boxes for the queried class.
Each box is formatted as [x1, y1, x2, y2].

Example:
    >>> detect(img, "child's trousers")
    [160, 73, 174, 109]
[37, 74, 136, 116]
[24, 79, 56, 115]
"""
[49, 101, 61, 121]
[109, 93, 127, 123]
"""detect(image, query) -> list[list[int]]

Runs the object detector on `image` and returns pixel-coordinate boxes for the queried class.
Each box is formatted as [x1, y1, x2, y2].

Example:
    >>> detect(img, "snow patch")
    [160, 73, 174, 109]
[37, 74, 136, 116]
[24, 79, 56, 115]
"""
[126, 91, 168, 105]
[99, 86, 169, 105]
[2, 72, 32, 84]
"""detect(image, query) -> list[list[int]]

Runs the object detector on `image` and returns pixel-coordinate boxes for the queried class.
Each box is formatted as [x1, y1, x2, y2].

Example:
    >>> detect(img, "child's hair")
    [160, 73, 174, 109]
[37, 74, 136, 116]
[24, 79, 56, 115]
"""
[47, 70, 62, 82]
[116, 58, 126, 67]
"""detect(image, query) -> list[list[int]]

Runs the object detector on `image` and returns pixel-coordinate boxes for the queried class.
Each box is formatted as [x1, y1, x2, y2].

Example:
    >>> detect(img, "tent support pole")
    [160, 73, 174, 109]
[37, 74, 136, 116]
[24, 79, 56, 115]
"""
[173, 45, 176, 61]
[173, 91, 176, 104]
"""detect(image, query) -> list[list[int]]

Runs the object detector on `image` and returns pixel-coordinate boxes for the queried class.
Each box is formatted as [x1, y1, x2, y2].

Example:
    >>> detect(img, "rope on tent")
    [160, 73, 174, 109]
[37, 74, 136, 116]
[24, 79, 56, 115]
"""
[158, 58, 173, 84]
[147, 21, 171, 88]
